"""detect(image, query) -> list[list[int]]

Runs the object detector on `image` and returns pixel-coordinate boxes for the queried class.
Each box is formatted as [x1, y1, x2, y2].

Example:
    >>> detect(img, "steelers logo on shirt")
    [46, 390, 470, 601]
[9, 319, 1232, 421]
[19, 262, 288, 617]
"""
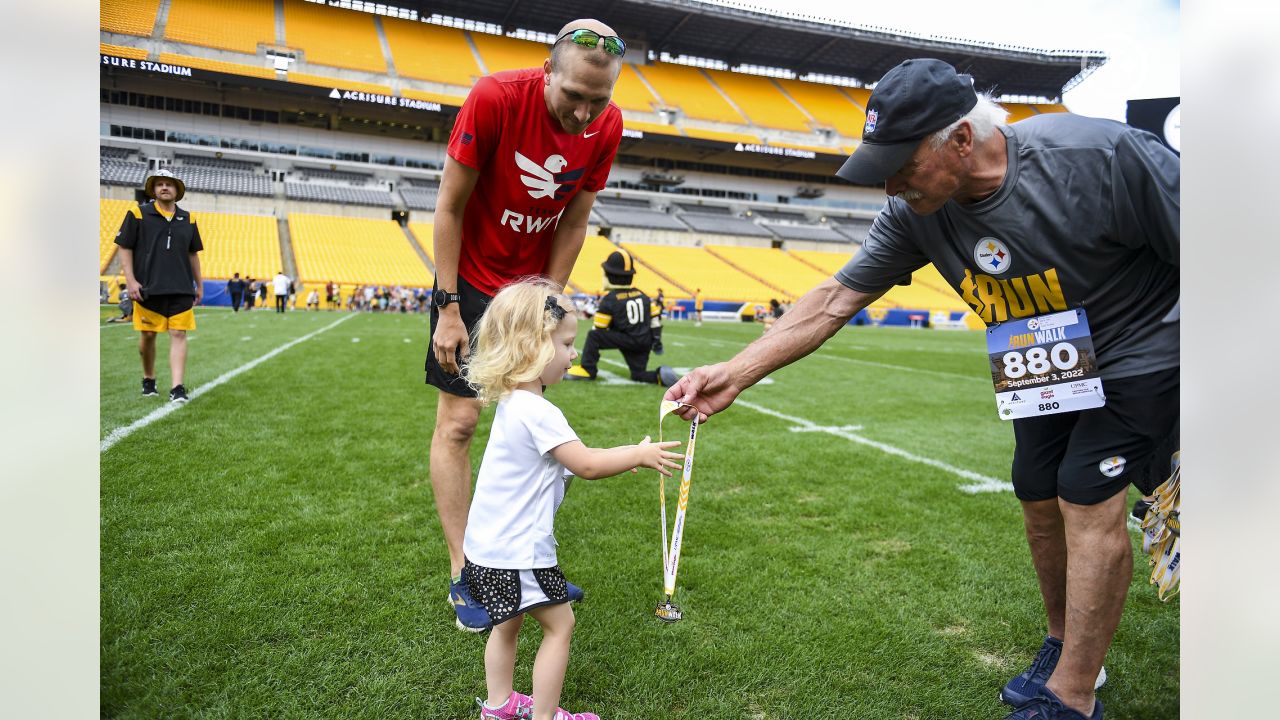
[973, 237, 1012, 275]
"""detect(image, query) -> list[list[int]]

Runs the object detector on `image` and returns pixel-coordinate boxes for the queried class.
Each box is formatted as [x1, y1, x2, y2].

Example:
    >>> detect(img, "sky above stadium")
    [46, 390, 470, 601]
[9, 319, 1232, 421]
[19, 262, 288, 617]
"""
[715, 0, 1180, 122]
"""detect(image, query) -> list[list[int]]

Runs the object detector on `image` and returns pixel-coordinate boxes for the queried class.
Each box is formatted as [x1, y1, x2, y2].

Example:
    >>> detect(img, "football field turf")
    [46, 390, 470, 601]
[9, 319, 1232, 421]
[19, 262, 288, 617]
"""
[100, 307, 1179, 719]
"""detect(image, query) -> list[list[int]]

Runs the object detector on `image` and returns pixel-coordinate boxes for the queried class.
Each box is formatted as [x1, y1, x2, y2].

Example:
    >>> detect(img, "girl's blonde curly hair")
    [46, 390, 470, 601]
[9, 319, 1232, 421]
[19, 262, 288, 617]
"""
[463, 276, 571, 406]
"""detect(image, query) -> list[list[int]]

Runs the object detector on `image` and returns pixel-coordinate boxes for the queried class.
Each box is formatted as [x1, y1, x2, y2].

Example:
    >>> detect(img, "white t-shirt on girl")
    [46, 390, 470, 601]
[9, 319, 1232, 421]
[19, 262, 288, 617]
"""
[463, 390, 579, 569]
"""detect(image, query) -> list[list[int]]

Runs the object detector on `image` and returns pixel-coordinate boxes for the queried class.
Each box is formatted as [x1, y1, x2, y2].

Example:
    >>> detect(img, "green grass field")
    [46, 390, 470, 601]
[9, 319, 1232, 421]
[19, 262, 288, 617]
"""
[100, 307, 1178, 719]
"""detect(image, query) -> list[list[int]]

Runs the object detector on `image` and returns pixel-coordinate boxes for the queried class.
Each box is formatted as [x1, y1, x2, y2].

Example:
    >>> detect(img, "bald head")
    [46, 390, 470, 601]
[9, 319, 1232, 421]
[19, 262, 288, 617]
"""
[550, 18, 624, 73]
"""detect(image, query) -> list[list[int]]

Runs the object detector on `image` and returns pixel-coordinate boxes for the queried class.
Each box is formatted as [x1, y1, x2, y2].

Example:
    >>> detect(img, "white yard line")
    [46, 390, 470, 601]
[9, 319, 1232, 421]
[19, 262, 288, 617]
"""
[732, 399, 1013, 494]
[100, 313, 356, 453]
[812, 352, 987, 383]
[656, 332, 981, 382]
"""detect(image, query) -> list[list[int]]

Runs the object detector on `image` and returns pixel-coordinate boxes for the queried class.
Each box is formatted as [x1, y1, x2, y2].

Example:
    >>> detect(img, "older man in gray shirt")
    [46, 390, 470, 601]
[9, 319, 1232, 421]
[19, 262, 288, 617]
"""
[666, 59, 1178, 720]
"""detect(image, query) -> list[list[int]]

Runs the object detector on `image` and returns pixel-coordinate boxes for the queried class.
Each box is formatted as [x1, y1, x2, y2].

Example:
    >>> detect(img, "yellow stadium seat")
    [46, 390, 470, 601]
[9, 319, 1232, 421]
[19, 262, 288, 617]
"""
[635, 63, 746, 124]
[469, 32, 549, 73]
[384, 18, 481, 86]
[101, 42, 149, 60]
[567, 236, 637, 296]
[610, 65, 660, 113]
[790, 248, 972, 314]
[704, 70, 811, 132]
[1002, 103, 1039, 123]
[706, 245, 827, 298]
[287, 72, 393, 96]
[158, 53, 276, 80]
[187, 212, 282, 281]
[402, 87, 469, 107]
[620, 242, 774, 302]
[407, 222, 435, 265]
[101, 0, 161, 37]
[164, 0, 274, 54]
[289, 214, 432, 287]
[788, 249, 853, 275]
[100, 199, 137, 273]
[621, 119, 684, 138]
[283, 0, 386, 74]
[681, 127, 761, 145]
[774, 78, 865, 138]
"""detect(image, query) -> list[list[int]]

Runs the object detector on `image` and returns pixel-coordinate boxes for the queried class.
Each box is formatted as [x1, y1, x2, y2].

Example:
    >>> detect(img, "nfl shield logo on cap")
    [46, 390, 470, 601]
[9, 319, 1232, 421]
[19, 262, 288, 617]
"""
[865, 109, 878, 134]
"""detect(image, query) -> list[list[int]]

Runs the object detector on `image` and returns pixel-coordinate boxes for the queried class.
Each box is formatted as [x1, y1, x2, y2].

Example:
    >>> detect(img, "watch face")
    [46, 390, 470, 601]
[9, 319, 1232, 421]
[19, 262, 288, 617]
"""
[432, 290, 445, 307]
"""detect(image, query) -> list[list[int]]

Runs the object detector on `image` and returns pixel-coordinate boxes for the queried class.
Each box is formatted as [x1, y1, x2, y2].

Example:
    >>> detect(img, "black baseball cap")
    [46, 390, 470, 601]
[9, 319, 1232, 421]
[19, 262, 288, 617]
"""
[836, 59, 978, 186]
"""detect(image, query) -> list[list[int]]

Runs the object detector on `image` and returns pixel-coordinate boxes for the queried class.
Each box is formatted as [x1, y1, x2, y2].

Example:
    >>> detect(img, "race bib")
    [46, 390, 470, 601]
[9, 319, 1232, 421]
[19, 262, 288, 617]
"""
[987, 308, 1105, 420]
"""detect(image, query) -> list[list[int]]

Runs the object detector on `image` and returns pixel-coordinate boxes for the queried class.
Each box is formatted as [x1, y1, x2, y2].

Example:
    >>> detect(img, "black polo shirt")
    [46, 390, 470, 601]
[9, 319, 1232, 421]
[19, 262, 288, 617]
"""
[114, 201, 204, 297]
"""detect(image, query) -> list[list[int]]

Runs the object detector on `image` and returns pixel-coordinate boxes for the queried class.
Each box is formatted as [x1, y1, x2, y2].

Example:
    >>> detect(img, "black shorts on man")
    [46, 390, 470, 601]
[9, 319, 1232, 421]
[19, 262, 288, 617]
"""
[1010, 367, 1179, 505]
[424, 275, 493, 398]
[136, 294, 195, 318]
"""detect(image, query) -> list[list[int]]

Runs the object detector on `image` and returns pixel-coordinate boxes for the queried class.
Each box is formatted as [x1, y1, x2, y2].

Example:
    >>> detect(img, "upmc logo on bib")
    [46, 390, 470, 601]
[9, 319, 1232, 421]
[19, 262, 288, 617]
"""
[988, 309, 1106, 420]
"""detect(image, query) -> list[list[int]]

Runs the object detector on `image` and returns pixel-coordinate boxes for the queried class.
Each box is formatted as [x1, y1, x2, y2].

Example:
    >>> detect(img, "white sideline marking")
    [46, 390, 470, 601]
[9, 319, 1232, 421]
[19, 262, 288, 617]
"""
[659, 332, 977, 382]
[789, 424, 864, 433]
[813, 352, 986, 382]
[100, 314, 356, 453]
[733, 399, 1012, 493]
[598, 358, 772, 386]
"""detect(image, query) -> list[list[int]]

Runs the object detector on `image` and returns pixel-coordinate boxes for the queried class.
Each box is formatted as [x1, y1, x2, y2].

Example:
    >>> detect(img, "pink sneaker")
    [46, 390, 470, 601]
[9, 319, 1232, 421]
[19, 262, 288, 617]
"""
[476, 691, 534, 719]
[552, 708, 599, 720]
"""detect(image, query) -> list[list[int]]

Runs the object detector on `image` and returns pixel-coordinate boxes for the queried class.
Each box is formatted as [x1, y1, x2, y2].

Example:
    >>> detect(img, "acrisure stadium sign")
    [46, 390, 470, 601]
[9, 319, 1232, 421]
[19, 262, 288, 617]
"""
[326, 88, 441, 112]
[733, 143, 817, 159]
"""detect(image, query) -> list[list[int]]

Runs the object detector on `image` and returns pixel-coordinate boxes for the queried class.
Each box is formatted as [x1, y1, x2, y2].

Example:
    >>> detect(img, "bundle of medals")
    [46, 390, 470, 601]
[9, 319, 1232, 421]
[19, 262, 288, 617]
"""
[1139, 451, 1180, 601]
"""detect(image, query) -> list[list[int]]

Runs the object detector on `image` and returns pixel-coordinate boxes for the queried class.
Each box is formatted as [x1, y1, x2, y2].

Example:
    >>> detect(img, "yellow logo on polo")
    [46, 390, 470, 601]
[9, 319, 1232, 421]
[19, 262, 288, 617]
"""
[959, 267, 1067, 324]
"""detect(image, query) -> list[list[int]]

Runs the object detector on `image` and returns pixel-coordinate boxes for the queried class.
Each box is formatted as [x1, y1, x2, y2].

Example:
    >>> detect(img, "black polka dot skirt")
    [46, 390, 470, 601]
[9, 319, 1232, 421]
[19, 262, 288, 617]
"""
[462, 559, 572, 625]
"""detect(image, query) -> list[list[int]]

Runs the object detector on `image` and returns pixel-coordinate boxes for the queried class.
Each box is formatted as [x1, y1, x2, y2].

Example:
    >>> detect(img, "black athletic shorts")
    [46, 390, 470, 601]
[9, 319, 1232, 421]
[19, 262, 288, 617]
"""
[424, 275, 493, 398]
[136, 293, 195, 317]
[1010, 367, 1179, 505]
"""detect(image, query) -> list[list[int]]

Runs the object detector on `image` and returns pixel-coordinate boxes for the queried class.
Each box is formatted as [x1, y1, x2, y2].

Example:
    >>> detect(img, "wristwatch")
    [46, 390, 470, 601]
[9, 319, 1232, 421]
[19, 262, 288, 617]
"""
[432, 289, 461, 308]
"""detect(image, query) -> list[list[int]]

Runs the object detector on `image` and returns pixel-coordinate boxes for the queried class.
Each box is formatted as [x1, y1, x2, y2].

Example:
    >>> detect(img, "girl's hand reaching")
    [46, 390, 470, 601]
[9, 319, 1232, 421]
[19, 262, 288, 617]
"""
[635, 435, 684, 476]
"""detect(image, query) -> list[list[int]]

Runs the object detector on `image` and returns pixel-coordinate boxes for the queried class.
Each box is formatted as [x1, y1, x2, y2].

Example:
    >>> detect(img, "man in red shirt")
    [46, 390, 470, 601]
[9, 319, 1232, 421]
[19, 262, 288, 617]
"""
[427, 18, 625, 632]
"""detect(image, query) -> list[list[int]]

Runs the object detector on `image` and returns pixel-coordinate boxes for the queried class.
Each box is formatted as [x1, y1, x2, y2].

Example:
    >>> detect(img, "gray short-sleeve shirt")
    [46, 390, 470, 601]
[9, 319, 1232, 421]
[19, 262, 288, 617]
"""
[835, 113, 1179, 380]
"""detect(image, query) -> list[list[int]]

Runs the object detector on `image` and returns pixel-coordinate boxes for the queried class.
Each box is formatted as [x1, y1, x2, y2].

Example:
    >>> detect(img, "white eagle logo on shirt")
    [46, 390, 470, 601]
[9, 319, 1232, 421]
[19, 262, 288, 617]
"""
[514, 151, 586, 201]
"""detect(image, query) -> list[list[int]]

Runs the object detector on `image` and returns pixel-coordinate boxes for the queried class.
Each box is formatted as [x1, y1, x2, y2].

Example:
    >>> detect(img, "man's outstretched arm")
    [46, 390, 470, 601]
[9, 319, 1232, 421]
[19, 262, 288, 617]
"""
[664, 278, 884, 421]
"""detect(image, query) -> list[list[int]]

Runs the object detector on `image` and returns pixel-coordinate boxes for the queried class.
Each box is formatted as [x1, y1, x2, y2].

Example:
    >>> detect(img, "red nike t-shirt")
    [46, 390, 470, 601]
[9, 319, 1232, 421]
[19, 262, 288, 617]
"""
[448, 67, 623, 297]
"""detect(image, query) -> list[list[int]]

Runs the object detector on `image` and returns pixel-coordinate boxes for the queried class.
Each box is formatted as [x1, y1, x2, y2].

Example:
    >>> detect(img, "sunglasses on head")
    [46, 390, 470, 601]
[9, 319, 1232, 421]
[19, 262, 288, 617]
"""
[554, 28, 626, 57]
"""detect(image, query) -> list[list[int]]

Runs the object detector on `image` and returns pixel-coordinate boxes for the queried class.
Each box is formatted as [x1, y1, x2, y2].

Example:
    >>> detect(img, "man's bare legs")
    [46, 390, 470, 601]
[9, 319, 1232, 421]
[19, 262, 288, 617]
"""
[1022, 489, 1131, 715]
[168, 329, 188, 388]
[431, 391, 480, 577]
[138, 331, 157, 379]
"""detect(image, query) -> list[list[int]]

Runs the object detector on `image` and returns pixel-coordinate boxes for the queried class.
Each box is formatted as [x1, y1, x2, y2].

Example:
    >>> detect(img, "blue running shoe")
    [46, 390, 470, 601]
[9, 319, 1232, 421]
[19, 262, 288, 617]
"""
[1004, 687, 1102, 720]
[566, 580, 584, 603]
[1001, 636, 1106, 707]
[449, 577, 491, 633]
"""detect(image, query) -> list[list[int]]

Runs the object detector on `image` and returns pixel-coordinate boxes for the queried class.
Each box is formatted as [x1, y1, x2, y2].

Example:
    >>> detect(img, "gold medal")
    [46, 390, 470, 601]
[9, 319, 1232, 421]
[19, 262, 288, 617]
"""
[656, 401, 699, 623]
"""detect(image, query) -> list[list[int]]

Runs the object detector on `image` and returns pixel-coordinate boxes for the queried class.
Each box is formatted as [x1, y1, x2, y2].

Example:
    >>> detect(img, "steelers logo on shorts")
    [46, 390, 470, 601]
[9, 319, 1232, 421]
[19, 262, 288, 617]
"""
[1098, 456, 1127, 477]
[973, 237, 1012, 275]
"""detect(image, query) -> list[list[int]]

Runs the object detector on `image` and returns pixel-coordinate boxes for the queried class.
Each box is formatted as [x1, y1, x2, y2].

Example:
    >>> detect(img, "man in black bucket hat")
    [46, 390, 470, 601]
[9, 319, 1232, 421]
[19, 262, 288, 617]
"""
[666, 58, 1179, 720]
[115, 168, 204, 404]
[564, 248, 677, 387]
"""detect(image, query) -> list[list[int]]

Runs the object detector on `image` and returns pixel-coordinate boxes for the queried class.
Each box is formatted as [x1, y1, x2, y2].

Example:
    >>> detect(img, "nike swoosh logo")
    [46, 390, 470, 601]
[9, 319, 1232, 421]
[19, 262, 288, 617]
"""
[584, 131, 599, 138]
[451, 594, 466, 606]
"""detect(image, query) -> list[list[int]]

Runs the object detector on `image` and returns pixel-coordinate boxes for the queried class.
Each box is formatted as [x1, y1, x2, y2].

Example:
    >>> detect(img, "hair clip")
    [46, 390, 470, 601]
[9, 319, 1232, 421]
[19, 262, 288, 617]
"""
[545, 295, 566, 321]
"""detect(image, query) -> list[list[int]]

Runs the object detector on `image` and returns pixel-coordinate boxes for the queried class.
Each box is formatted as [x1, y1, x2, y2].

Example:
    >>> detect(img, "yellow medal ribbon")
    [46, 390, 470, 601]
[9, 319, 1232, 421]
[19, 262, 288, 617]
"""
[656, 400, 699, 622]
[1139, 451, 1181, 601]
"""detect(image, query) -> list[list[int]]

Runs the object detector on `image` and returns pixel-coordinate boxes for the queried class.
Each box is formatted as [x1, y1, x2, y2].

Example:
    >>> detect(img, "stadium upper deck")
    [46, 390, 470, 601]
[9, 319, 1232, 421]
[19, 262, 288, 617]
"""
[100, 0, 1103, 322]
[100, 0, 1095, 164]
